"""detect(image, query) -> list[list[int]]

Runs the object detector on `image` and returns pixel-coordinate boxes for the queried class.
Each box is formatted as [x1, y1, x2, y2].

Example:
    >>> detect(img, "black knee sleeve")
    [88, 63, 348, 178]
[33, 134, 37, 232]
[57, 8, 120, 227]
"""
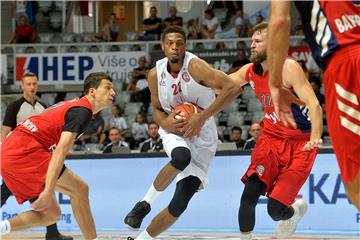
[170, 147, 191, 171]
[239, 175, 267, 233]
[267, 198, 294, 221]
[168, 176, 201, 217]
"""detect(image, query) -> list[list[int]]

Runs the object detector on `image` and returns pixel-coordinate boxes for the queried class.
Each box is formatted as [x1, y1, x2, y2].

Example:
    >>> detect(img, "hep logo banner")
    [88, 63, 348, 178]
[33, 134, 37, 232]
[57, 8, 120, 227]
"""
[15, 54, 94, 83]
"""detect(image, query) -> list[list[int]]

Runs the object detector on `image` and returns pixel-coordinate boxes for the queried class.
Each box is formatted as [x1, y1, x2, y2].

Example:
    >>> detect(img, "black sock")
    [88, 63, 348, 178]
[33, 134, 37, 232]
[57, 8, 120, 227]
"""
[46, 224, 60, 237]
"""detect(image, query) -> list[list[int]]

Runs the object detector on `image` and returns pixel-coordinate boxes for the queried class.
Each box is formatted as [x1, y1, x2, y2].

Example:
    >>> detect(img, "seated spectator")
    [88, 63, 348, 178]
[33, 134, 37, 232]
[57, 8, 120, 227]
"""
[227, 49, 250, 74]
[256, 14, 265, 25]
[9, 15, 36, 43]
[140, 6, 162, 41]
[140, 122, 163, 152]
[78, 113, 104, 144]
[103, 127, 130, 153]
[201, 9, 222, 39]
[163, 7, 183, 28]
[214, 10, 245, 39]
[187, 19, 202, 40]
[109, 104, 128, 135]
[231, 126, 246, 149]
[243, 123, 262, 150]
[102, 13, 120, 41]
[89, 13, 120, 42]
[130, 112, 148, 149]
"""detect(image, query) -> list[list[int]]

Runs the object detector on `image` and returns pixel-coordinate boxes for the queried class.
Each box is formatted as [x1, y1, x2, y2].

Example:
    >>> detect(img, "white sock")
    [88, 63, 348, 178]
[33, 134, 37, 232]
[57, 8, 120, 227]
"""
[240, 231, 252, 240]
[0, 220, 11, 235]
[141, 183, 162, 205]
[136, 229, 153, 240]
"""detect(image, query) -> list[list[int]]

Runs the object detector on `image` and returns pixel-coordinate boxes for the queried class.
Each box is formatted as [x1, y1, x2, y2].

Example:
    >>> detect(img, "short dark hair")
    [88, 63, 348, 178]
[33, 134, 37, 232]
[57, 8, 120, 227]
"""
[232, 126, 242, 133]
[204, 9, 215, 18]
[83, 72, 112, 94]
[148, 121, 159, 128]
[162, 25, 186, 42]
[109, 127, 121, 134]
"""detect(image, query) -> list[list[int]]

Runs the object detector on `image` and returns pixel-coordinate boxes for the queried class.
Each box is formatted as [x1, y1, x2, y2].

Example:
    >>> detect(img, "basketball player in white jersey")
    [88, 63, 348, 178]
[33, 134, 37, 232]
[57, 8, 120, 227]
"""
[124, 26, 241, 240]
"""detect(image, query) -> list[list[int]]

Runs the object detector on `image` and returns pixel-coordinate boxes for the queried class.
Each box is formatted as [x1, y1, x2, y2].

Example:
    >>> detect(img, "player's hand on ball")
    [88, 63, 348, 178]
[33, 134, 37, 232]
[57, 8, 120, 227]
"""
[302, 138, 323, 151]
[161, 110, 187, 135]
[183, 113, 206, 139]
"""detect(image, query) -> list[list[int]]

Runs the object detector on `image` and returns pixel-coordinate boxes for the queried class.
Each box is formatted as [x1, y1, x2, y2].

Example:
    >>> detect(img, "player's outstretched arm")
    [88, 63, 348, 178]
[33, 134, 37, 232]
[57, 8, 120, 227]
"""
[183, 58, 242, 138]
[268, 1, 302, 129]
[31, 131, 77, 211]
[147, 67, 186, 135]
[283, 60, 323, 151]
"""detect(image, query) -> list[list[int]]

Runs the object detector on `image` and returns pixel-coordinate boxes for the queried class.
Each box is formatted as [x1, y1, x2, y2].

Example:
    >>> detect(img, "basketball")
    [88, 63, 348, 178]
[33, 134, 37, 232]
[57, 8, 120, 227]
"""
[173, 103, 198, 119]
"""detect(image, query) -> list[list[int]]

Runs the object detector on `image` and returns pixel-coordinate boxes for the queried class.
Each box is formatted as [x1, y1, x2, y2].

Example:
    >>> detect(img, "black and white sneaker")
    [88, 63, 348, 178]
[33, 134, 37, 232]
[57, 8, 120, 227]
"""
[124, 201, 151, 230]
[127, 237, 134, 240]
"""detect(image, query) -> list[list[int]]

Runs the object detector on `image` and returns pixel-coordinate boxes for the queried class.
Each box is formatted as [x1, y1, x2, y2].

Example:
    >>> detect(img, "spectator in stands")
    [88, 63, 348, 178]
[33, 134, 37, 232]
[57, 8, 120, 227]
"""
[11, 0, 27, 25]
[109, 104, 128, 135]
[227, 49, 250, 74]
[231, 126, 246, 149]
[130, 112, 148, 149]
[201, 9, 222, 39]
[163, 7, 183, 28]
[214, 10, 245, 39]
[309, 76, 325, 109]
[1, 72, 72, 240]
[9, 15, 36, 43]
[243, 123, 262, 150]
[78, 113, 104, 144]
[187, 19, 202, 40]
[140, 6, 162, 41]
[103, 127, 129, 153]
[140, 122, 163, 152]
[102, 13, 120, 42]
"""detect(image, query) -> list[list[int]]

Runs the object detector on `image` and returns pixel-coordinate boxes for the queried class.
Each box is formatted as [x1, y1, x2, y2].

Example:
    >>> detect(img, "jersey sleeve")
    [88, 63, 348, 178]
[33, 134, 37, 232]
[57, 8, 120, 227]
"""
[2, 100, 22, 129]
[63, 107, 92, 134]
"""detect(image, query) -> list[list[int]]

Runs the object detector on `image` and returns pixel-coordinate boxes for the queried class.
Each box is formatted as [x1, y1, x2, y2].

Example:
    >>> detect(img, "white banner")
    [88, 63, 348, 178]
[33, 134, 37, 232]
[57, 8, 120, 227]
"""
[14, 51, 147, 84]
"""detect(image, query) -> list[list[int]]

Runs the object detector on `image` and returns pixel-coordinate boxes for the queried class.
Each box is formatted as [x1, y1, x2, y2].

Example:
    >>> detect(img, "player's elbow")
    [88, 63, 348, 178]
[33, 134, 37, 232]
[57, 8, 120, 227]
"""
[269, 15, 290, 29]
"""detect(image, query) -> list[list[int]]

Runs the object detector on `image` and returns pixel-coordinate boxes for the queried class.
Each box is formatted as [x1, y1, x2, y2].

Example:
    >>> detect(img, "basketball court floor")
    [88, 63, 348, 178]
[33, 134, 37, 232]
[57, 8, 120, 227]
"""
[2, 231, 359, 240]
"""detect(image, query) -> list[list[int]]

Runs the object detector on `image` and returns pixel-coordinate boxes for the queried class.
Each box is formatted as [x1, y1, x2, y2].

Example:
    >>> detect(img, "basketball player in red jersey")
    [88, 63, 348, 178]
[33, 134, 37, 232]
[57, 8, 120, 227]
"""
[267, 1, 360, 211]
[0, 72, 116, 240]
[229, 22, 323, 239]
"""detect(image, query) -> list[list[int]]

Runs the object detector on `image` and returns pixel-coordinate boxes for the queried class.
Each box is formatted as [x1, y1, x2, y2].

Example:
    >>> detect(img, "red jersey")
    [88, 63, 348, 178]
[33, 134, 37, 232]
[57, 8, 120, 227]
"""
[295, 1, 360, 68]
[15, 97, 93, 151]
[245, 64, 311, 138]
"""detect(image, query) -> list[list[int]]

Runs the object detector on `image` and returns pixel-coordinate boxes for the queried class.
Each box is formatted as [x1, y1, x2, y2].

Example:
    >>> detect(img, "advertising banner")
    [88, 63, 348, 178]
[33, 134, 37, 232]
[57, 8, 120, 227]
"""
[14, 51, 146, 84]
[1, 154, 358, 234]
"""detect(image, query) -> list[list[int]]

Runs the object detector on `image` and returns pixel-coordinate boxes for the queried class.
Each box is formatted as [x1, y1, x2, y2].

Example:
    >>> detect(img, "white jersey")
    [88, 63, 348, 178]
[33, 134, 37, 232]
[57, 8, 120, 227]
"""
[156, 51, 218, 189]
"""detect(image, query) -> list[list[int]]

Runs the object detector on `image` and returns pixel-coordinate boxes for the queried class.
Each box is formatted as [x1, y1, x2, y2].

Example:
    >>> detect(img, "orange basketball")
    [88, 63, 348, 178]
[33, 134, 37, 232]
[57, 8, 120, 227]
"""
[173, 103, 198, 119]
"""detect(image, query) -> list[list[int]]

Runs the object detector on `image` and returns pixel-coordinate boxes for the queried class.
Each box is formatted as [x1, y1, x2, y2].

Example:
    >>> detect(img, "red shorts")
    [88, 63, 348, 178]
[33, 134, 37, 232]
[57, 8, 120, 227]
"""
[242, 133, 318, 206]
[1, 131, 51, 204]
[323, 45, 360, 183]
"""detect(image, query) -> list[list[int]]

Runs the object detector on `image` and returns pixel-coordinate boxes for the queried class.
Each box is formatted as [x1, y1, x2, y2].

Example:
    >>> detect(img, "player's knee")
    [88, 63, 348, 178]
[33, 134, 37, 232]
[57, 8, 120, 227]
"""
[267, 198, 291, 221]
[46, 205, 61, 225]
[168, 197, 189, 218]
[72, 178, 89, 198]
[170, 147, 191, 171]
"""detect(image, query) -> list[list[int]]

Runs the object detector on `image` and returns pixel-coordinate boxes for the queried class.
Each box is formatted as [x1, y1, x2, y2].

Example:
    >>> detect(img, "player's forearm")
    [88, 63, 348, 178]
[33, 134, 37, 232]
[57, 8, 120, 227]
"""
[308, 103, 323, 140]
[44, 146, 70, 192]
[201, 79, 241, 120]
[153, 108, 168, 128]
[267, 2, 290, 89]
[1, 126, 11, 142]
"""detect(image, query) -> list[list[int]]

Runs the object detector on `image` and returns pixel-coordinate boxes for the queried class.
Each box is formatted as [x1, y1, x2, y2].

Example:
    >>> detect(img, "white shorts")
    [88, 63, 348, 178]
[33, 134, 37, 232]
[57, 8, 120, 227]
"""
[159, 118, 218, 190]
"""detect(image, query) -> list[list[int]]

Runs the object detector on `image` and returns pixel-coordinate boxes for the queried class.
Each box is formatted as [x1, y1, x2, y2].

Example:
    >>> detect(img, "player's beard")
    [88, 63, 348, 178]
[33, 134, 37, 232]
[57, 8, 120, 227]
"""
[250, 50, 267, 64]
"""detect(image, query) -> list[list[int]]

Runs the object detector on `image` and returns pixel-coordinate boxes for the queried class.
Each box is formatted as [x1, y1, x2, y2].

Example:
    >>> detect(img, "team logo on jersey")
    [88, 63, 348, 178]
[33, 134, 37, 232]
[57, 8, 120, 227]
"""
[249, 80, 255, 90]
[182, 72, 190, 82]
[161, 71, 166, 79]
[256, 165, 265, 176]
[160, 79, 166, 86]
